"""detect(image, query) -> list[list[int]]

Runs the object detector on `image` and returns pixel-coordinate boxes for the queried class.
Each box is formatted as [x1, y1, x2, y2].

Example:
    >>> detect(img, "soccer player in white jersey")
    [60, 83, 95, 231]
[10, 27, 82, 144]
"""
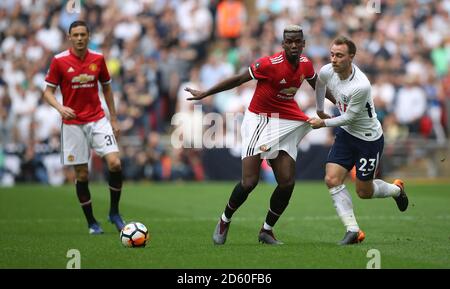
[307, 36, 408, 245]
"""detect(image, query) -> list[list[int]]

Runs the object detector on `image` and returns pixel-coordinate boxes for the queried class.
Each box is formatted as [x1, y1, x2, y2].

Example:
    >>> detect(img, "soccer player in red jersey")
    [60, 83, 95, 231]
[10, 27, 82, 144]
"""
[186, 25, 335, 245]
[43, 21, 125, 235]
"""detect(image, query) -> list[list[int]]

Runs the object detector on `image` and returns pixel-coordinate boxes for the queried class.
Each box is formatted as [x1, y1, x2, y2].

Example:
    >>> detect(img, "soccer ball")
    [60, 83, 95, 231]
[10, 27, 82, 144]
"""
[120, 222, 150, 248]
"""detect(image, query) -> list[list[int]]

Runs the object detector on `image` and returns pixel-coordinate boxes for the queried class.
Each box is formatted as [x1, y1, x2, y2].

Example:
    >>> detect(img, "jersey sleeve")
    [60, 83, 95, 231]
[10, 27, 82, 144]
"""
[248, 57, 271, 80]
[303, 57, 316, 80]
[98, 56, 111, 85]
[315, 65, 333, 111]
[318, 63, 333, 83]
[45, 57, 61, 87]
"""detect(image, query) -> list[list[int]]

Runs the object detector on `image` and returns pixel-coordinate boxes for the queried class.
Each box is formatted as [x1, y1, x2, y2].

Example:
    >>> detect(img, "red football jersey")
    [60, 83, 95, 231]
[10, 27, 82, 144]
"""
[248, 51, 315, 121]
[45, 49, 111, 125]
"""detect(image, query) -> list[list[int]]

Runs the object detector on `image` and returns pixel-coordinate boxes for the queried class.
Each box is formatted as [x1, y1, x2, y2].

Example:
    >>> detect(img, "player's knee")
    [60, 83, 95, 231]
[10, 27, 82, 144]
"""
[241, 177, 258, 191]
[325, 175, 341, 188]
[278, 178, 295, 191]
[107, 158, 122, 172]
[74, 166, 89, 181]
[75, 171, 89, 182]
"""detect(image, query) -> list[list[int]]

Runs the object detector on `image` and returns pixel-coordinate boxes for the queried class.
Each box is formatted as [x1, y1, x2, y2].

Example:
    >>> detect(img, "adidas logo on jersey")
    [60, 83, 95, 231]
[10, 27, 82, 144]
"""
[67, 67, 75, 73]
[279, 78, 287, 84]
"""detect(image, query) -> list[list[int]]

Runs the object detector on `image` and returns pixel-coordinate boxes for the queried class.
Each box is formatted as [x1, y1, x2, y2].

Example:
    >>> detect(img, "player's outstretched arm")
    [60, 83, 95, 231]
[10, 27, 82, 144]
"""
[43, 85, 76, 120]
[185, 69, 252, 101]
[325, 90, 336, 105]
[307, 74, 336, 106]
[308, 74, 331, 120]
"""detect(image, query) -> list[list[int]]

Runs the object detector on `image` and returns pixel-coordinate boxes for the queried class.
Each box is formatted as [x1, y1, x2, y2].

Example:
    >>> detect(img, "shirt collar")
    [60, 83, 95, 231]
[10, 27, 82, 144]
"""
[69, 48, 89, 61]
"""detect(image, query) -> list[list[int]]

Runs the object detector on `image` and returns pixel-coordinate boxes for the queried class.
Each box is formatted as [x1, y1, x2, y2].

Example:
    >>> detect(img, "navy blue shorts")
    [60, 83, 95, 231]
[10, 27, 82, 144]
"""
[327, 128, 384, 181]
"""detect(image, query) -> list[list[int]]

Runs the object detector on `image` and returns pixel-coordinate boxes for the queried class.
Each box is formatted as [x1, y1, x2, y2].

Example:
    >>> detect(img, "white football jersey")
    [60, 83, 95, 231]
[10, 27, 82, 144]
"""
[316, 63, 382, 141]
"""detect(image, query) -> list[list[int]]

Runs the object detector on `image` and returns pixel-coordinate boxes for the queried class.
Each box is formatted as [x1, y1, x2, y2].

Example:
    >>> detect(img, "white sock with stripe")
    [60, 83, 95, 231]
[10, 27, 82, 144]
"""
[372, 179, 400, 198]
[329, 184, 359, 232]
[263, 222, 273, 231]
[221, 213, 231, 223]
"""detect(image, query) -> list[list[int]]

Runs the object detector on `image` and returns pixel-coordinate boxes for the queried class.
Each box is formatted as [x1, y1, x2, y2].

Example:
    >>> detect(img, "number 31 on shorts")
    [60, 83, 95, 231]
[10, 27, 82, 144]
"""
[105, 135, 116, 146]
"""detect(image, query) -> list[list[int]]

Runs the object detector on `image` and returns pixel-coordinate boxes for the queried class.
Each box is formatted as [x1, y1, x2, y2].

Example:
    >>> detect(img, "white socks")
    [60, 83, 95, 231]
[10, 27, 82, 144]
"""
[221, 213, 231, 223]
[329, 184, 359, 232]
[263, 222, 273, 231]
[372, 179, 400, 198]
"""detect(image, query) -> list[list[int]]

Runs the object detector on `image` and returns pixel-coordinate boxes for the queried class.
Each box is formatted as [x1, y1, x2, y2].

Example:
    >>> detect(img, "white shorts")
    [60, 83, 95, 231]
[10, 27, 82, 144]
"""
[241, 110, 311, 160]
[61, 117, 119, 165]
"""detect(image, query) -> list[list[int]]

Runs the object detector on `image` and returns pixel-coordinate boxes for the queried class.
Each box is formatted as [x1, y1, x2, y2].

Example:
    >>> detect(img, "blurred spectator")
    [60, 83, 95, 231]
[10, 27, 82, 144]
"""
[431, 38, 450, 77]
[394, 76, 427, 134]
[372, 74, 396, 124]
[216, 0, 247, 43]
[10, 84, 38, 143]
[32, 99, 61, 143]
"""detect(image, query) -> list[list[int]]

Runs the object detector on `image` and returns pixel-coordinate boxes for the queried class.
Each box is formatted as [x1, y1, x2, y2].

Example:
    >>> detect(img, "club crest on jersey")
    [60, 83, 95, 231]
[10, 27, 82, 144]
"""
[68, 155, 75, 162]
[89, 63, 97, 72]
[72, 74, 95, 84]
[340, 94, 350, 104]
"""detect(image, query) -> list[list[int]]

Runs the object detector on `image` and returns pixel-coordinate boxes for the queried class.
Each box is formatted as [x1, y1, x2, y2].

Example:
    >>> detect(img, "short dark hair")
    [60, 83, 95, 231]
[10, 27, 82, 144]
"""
[69, 20, 90, 34]
[332, 36, 356, 56]
[283, 24, 303, 39]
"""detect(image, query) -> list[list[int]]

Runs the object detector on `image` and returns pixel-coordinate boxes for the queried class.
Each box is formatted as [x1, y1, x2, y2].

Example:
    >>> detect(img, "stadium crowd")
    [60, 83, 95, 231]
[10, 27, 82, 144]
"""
[0, 0, 449, 185]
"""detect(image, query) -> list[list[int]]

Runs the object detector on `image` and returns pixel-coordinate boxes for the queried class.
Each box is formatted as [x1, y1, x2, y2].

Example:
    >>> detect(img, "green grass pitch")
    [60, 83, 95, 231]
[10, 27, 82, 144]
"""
[0, 181, 449, 268]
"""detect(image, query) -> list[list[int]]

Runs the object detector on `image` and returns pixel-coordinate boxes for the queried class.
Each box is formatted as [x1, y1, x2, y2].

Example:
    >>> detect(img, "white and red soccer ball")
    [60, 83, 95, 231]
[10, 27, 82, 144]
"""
[120, 222, 150, 248]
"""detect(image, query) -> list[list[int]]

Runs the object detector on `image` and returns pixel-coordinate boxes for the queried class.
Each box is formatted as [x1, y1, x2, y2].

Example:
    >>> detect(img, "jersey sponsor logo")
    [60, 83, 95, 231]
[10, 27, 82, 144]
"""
[72, 74, 95, 84]
[278, 87, 298, 99]
[254, 62, 260, 69]
[67, 67, 75, 73]
[279, 78, 287, 84]
[89, 63, 97, 72]
[361, 171, 372, 176]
